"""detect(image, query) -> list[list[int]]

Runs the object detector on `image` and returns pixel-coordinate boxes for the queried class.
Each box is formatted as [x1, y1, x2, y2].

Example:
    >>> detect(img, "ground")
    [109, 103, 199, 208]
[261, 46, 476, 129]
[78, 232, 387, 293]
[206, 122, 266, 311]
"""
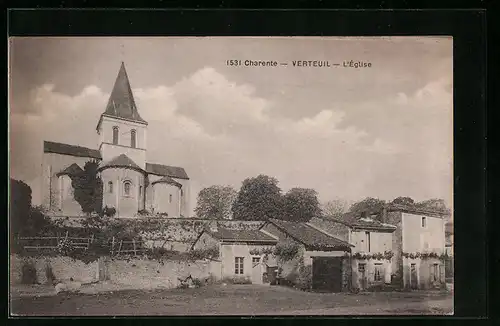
[10, 284, 453, 316]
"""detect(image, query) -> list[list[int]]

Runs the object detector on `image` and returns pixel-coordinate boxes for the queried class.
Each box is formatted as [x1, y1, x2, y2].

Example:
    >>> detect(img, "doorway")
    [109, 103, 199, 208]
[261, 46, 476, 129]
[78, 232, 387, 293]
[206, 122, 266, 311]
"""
[312, 257, 343, 292]
[410, 263, 418, 289]
[251, 257, 262, 284]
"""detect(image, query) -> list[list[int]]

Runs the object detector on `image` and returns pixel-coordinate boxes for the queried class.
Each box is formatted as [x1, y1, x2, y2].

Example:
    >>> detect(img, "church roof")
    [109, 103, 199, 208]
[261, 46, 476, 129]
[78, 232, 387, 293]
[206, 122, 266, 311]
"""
[145, 162, 189, 180]
[44, 141, 101, 159]
[100, 62, 147, 125]
[98, 154, 144, 172]
[56, 163, 83, 177]
[151, 176, 183, 188]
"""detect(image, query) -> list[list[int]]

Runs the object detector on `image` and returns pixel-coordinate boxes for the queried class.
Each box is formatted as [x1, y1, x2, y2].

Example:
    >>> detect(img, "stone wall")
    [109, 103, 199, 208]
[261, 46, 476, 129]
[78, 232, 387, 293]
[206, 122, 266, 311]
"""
[104, 258, 221, 289]
[10, 254, 98, 285]
[10, 254, 221, 290]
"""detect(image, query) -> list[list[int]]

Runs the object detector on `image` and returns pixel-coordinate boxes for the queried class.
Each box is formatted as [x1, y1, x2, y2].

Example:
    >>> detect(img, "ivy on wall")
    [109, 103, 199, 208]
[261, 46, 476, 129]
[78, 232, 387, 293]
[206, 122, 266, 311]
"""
[349, 250, 394, 261]
[402, 252, 448, 260]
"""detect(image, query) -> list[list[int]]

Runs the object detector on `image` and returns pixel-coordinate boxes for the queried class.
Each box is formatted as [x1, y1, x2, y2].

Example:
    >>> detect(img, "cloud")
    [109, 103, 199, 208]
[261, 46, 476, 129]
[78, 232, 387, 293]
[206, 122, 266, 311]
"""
[9, 66, 452, 212]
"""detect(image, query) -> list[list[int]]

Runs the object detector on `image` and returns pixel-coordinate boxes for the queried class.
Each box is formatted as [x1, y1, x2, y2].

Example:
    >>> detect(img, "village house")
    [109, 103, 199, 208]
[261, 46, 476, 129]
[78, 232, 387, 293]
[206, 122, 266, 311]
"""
[310, 214, 397, 291]
[41, 62, 190, 218]
[260, 219, 353, 292]
[191, 224, 279, 284]
[383, 204, 449, 290]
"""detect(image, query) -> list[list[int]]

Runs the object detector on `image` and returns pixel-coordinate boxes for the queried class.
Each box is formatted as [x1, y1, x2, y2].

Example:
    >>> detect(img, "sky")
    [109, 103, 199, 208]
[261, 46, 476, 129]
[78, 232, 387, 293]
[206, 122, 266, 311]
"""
[9, 37, 453, 215]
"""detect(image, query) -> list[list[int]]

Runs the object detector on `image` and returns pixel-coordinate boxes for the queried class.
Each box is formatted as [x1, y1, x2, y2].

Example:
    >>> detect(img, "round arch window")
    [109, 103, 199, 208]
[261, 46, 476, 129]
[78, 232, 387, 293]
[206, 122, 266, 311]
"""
[123, 181, 132, 197]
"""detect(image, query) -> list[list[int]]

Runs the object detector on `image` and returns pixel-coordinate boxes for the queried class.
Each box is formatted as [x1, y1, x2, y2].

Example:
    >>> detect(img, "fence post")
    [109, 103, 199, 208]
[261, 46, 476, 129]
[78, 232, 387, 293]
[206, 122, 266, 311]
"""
[111, 237, 115, 256]
[118, 240, 123, 256]
[133, 239, 137, 256]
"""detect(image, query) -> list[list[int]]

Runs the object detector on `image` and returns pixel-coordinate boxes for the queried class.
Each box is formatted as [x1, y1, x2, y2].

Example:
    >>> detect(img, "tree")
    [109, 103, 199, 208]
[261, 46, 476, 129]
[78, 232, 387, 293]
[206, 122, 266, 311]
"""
[71, 160, 103, 215]
[9, 179, 51, 237]
[195, 185, 238, 220]
[415, 198, 450, 213]
[349, 197, 386, 217]
[391, 196, 415, 206]
[283, 188, 322, 222]
[322, 199, 349, 219]
[10, 178, 32, 235]
[232, 174, 283, 221]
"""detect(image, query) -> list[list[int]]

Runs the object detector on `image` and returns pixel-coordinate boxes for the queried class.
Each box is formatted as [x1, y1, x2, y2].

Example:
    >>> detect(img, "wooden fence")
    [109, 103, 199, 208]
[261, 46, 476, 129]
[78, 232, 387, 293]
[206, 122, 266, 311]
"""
[16, 233, 149, 257]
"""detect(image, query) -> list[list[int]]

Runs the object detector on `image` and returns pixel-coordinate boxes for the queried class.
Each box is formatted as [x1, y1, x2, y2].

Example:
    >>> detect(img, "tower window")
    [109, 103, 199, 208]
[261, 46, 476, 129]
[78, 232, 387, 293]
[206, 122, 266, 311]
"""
[123, 181, 131, 197]
[422, 216, 427, 228]
[112, 126, 119, 145]
[131, 129, 136, 148]
[169, 194, 172, 203]
[108, 181, 113, 194]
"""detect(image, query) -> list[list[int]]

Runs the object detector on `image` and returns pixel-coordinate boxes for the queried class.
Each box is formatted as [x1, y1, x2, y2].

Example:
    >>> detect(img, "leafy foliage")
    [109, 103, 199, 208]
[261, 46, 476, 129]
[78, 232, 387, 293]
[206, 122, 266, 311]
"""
[391, 196, 415, 206]
[71, 160, 103, 215]
[352, 250, 394, 261]
[348, 197, 386, 218]
[10, 178, 52, 239]
[195, 185, 238, 220]
[402, 251, 449, 260]
[322, 199, 348, 219]
[283, 188, 322, 222]
[274, 242, 300, 261]
[415, 199, 450, 214]
[232, 175, 284, 221]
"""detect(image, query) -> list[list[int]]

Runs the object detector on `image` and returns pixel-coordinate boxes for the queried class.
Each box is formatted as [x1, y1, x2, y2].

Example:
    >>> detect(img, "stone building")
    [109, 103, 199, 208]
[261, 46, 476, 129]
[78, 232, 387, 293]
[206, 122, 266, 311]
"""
[41, 62, 190, 218]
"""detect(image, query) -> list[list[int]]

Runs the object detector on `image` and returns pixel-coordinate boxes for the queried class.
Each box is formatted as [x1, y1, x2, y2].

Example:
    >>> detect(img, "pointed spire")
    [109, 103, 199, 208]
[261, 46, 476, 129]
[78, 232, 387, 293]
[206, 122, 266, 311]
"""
[102, 62, 147, 124]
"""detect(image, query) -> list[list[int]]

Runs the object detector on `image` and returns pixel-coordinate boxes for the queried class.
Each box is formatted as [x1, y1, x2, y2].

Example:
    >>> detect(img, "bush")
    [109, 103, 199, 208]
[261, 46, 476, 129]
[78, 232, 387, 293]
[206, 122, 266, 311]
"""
[294, 265, 312, 291]
[21, 261, 37, 284]
[45, 263, 56, 285]
[102, 206, 116, 218]
[274, 242, 300, 261]
[188, 247, 219, 261]
[222, 276, 252, 284]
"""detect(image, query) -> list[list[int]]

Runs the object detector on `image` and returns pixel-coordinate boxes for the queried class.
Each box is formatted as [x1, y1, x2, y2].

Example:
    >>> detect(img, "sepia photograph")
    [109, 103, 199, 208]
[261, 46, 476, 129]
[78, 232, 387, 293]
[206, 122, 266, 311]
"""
[9, 36, 454, 316]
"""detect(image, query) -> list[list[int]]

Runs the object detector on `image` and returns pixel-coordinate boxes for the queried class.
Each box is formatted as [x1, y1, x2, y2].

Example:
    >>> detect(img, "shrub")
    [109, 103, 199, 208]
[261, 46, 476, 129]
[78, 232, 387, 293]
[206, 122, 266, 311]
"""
[57, 238, 75, 256]
[102, 206, 116, 218]
[274, 242, 300, 261]
[21, 261, 37, 284]
[188, 247, 219, 261]
[192, 278, 203, 288]
[222, 276, 252, 284]
[294, 265, 312, 291]
[45, 263, 56, 285]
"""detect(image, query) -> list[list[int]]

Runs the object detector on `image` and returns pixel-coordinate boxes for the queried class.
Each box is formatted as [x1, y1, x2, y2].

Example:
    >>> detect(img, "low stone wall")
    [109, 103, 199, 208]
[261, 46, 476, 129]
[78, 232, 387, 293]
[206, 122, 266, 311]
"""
[10, 254, 222, 290]
[10, 254, 98, 285]
[104, 258, 221, 289]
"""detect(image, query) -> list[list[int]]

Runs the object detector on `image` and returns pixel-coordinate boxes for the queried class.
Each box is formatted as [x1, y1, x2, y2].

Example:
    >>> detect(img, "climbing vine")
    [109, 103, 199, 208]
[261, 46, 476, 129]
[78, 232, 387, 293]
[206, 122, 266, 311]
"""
[350, 250, 394, 261]
[402, 251, 448, 260]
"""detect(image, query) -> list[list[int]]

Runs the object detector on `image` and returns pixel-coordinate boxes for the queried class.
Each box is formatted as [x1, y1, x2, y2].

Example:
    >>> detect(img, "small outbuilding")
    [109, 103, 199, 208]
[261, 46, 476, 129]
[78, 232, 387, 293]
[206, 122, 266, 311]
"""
[191, 225, 279, 284]
[260, 219, 353, 292]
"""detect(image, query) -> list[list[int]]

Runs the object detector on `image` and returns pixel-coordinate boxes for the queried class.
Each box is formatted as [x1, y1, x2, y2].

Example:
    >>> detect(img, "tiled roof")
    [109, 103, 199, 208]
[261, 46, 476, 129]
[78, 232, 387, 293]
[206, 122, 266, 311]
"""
[98, 154, 143, 172]
[387, 203, 450, 218]
[208, 227, 278, 244]
[145, 162, 189, 180]
[265, 219, 353, 251]
[332, 213, 397, 231]
[101, 62, 147, 124]
[56, 163, 83, 177]
[151, 175, 182, 188]
[44, 141, 101, 159]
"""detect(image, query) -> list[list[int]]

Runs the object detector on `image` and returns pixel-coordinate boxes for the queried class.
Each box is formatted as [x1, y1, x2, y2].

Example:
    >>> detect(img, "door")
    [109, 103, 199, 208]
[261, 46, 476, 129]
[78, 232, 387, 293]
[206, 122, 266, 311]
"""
[312, 257, 343, 292]
[358, 263, 367, 290]
[410, 263, 418, 289]
[251, 257, 262, 284]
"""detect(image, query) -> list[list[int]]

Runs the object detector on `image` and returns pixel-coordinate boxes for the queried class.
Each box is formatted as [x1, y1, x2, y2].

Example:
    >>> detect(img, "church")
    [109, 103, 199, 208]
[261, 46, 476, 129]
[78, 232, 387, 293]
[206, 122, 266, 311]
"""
[41, 62, 190, 218]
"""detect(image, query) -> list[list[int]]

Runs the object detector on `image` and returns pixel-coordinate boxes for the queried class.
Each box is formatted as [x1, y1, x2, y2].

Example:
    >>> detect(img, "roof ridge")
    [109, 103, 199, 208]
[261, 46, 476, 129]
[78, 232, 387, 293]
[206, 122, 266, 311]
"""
[305, 222, 353, 247]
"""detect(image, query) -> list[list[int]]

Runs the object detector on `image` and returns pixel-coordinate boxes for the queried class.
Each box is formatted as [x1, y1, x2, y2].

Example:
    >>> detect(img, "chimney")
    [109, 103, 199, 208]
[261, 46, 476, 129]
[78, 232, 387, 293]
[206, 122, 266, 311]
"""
[209, 221, 218, 233]
[381, 206, 388, 223]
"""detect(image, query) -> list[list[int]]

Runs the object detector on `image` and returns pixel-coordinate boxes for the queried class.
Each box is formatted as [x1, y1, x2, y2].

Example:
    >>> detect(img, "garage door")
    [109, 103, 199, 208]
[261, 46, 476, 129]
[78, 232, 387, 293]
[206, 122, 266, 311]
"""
[312, 257, 343, 292]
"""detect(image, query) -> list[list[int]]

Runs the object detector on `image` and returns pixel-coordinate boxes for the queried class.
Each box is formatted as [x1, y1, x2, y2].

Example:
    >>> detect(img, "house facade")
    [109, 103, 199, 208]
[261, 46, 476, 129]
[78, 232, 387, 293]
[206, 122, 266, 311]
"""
[383, 204, 449, 289]
[41, 62, 190, 218]
[260, 219, 353, 292]
[191, 225, 278, 284]
[310, 215, 397, 291]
